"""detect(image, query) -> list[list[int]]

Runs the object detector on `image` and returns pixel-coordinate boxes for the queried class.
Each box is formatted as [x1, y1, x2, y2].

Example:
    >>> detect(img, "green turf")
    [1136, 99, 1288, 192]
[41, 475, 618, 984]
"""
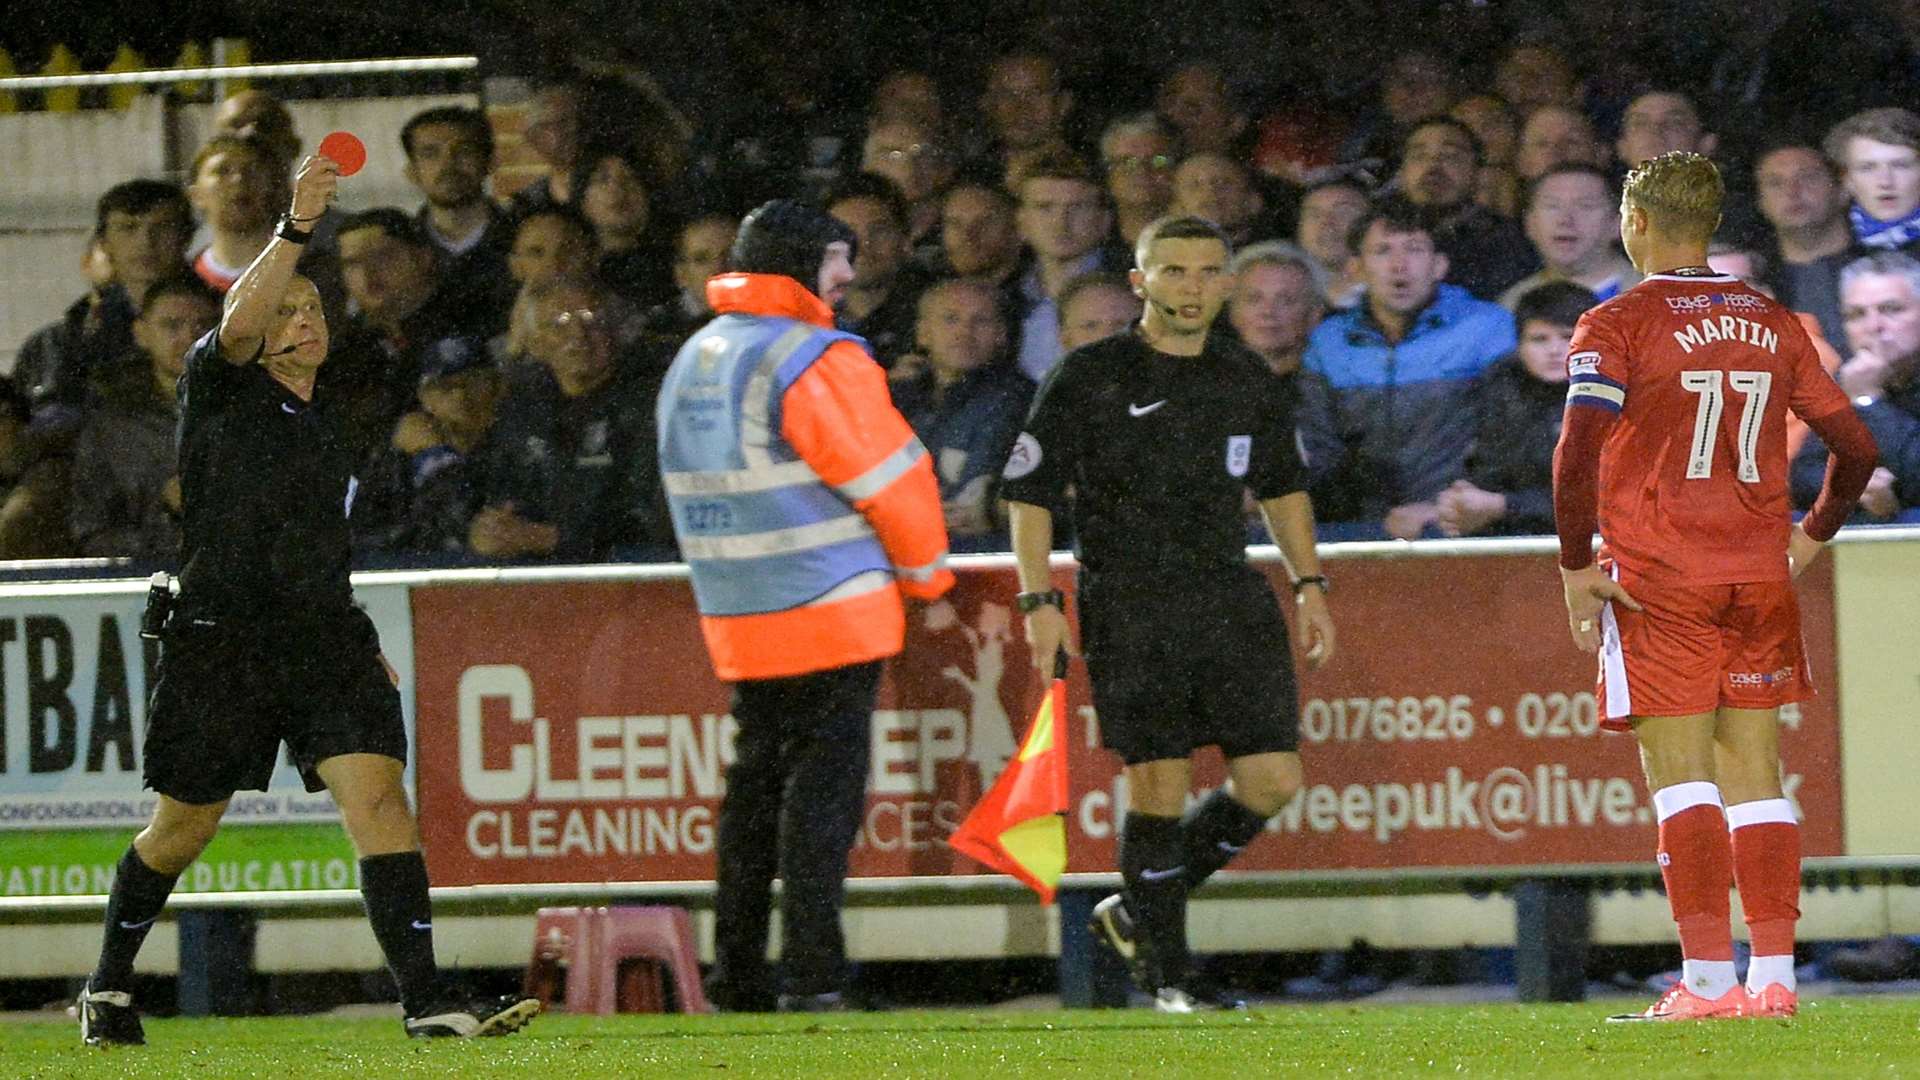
[9, 997, 1919, 1079]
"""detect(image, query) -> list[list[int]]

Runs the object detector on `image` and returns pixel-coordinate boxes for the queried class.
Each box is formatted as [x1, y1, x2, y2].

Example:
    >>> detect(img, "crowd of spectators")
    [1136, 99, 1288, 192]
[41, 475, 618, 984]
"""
[11, 8, 1920, 568]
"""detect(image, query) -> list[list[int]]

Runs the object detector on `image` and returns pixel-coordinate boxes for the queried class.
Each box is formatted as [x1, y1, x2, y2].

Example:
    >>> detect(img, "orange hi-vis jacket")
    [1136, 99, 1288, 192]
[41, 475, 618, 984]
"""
[657, 272, 954, 681]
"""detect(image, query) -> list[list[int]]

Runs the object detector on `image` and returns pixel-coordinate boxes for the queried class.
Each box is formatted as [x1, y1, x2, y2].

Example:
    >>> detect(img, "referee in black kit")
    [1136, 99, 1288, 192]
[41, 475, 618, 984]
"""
[75, 155, 537, 1045]
[999, 215, 1336, 1012]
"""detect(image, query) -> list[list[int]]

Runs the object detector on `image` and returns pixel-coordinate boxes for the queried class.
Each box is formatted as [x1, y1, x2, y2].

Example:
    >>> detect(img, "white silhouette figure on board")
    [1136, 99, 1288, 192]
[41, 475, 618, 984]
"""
[925, 599, 1018, 788]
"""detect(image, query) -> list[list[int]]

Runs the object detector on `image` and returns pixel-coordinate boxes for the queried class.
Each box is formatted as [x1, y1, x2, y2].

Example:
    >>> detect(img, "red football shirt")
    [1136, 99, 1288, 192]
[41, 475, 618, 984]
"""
[1563, 271, 1852, 584]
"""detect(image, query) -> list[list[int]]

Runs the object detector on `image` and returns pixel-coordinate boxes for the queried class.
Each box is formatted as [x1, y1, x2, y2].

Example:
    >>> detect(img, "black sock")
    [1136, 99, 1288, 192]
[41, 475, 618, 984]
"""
[1120, 811, 1189, 988]
[359, 852, 440, 1015]
[1180, 788, 1270, 891]
[92, 847, 180, 992]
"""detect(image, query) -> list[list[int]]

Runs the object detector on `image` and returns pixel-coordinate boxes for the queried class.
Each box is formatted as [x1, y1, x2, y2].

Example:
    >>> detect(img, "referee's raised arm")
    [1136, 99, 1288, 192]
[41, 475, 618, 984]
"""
[217, 153, 336, 364]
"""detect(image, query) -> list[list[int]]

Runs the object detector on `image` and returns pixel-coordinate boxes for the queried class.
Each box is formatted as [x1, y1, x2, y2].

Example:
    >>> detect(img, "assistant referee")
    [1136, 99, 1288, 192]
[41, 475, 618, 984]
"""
[76, 155, 536, 1046]
[999, 215, 1336, 1013]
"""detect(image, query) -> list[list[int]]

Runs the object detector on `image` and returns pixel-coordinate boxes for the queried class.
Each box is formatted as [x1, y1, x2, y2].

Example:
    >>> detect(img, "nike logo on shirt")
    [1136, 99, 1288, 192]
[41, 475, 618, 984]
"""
[281, 403, 299, 414]
[118, 917, 158, 931]
[1138, 865, 1187, 882]
[1128, 400, 1168, 417]
[411, 920, 433, 931]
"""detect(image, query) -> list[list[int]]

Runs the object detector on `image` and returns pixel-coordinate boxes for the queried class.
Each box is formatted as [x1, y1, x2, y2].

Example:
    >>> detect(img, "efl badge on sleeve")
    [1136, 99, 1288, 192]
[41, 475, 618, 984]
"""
[1225, 434, 1252, 477]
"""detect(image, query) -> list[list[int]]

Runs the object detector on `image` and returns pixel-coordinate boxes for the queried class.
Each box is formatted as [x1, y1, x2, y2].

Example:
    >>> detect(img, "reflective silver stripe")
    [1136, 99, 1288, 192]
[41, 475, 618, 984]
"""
[740, 324, 823, 469]
[835, 437, 927, 502]
[679, 513, 874, 561]
[664, 459, 818, 496]
[807, 569, 892, 606]
[897, 552, 949, 582]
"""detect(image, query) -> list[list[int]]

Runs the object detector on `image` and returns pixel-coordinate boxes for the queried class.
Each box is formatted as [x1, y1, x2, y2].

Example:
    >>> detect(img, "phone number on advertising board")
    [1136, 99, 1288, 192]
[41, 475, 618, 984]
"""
[1300, 693, 1598, 744]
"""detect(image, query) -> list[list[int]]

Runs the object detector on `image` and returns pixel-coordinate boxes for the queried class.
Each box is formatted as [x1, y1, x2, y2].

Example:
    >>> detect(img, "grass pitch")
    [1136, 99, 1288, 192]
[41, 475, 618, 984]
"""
[8, 996, 1919, 1079]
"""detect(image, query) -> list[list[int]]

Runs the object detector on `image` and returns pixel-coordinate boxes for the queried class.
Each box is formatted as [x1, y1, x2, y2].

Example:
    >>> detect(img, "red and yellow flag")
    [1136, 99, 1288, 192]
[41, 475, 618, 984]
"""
[948, 674, 1070, 903]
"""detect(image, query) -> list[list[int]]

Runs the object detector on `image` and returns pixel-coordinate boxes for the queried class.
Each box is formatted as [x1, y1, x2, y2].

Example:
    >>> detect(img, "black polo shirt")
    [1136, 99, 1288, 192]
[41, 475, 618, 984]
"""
[174, 330, 357, 622]
[998, 331, 1304, 590]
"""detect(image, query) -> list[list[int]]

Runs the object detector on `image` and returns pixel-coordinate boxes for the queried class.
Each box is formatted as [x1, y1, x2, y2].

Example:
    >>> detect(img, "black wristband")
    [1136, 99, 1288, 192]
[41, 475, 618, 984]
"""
[1016, 589, 1064, 614]
[1292, 575, 1329, 595]
[274, 214, 312, 246]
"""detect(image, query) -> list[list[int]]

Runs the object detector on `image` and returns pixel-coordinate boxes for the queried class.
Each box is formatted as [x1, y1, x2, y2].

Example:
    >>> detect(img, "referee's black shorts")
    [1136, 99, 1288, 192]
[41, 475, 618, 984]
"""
[1079, 568, 1299, 766]
[143, 606, 406, 805]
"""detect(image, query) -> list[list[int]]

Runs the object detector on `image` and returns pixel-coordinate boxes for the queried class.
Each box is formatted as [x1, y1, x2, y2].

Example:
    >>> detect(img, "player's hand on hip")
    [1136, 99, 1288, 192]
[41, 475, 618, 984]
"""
[1296, 587, 1335, 668]
[1022, 603, 1076, 675]
[1559, 563, 1638, 653]
[289, 154, 339, 221]
[1787, 523, 1827, 579]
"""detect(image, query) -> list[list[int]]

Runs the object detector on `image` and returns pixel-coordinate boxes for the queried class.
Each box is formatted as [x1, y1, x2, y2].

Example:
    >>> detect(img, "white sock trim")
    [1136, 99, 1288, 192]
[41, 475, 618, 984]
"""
[1653, 781, 1723, 823]
[1747, 953, 1796, 993]
[1682, 958, 1739, 998]
[1726, 798, 1797, 831]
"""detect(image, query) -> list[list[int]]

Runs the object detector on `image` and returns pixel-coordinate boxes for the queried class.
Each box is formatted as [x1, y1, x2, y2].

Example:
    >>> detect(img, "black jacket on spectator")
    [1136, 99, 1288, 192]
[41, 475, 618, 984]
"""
[839, 265, 936, 369]
[599, 246, 676, 312]
[1792, 379, 1920, 514]
[1432, 205, 1540, 303]
[351, 434, 492, 559]
[68, 353, 179, 560]
[324, 292, 480, 460]
[418, 204, 517, 340]
[1462, 355, 1564, 536]
[16, 285, 138, 424]
[476, 361, 672, 561]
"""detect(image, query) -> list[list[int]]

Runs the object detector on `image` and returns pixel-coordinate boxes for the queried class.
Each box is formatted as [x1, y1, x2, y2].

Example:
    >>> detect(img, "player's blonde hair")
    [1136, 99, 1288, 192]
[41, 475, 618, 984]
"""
[1621, 151, 1723, 242]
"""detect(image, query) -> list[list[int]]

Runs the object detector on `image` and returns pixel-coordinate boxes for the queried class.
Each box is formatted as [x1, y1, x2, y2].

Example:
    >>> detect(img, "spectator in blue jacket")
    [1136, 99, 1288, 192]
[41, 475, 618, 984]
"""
[1298, 197, 1517, 536]
[889, 278, 1032, 545]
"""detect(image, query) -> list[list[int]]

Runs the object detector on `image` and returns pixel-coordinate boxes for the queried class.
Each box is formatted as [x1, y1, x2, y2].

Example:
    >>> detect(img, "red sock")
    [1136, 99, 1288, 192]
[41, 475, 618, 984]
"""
[1729, 800, 1801, 958]
[1658, 798, 1735, 962]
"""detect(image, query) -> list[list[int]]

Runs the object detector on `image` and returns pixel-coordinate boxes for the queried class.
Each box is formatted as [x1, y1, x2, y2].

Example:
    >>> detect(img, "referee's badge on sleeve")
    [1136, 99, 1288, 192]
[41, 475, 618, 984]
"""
[1003, 432, 1042, 479]
[1225, 435, 1252, 477]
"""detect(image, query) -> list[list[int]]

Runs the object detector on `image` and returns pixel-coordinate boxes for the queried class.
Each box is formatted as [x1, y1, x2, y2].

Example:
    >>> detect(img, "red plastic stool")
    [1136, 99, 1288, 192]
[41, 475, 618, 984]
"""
[578, 906, 712, 1015]
[524, 906, 598, 1012]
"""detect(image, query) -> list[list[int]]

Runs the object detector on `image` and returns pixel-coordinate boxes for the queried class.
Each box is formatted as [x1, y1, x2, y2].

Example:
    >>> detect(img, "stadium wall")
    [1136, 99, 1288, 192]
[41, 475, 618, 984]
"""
[0, 534, 1914, 976]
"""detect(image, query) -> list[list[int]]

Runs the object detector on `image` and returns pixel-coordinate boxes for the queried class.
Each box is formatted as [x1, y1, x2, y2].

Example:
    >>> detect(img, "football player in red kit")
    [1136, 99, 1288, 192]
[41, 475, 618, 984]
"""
[1552, 152, 1879, 1021]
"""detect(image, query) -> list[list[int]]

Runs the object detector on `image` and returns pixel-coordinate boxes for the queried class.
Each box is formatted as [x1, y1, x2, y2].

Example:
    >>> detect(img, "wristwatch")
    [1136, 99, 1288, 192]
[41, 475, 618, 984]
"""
[1291, 575, 1330, 595]
[1015, 589, 1064, 614]
[274, 213, 313, 246]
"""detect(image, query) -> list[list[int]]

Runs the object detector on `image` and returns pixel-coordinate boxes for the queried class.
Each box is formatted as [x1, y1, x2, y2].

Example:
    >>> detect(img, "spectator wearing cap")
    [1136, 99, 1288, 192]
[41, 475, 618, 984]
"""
[402, 105, 516, 338]
[1393, 117, 1539, 301]
[889, 278, 1031, 543]
[1498, 163, 1639, 309]
[469, 275, 670, 562]
[67, 278, 219, 561]
[1438, 281, 1597, 538]
[352, 337, 507, 558]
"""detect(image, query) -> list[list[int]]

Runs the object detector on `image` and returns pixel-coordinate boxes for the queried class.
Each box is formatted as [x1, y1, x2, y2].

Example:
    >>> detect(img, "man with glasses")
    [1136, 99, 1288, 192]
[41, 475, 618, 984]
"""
[1100, 113, 1179, 249]
[467, 274, 671, 561]
[861, 118, 952, 250]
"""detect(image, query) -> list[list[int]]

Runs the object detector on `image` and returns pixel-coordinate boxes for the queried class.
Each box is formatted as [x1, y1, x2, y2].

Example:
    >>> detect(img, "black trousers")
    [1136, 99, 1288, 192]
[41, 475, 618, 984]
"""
[711, 659, 881, 1000]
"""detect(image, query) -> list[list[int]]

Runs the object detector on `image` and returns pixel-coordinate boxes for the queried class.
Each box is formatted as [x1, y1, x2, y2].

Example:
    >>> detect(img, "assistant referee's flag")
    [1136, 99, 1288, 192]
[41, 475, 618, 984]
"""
[948, 656, 1070, 903]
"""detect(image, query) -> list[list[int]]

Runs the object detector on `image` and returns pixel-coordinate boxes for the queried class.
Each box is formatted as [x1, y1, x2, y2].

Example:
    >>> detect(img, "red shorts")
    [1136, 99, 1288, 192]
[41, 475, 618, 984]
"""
[1595, 561, 1810, 730]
